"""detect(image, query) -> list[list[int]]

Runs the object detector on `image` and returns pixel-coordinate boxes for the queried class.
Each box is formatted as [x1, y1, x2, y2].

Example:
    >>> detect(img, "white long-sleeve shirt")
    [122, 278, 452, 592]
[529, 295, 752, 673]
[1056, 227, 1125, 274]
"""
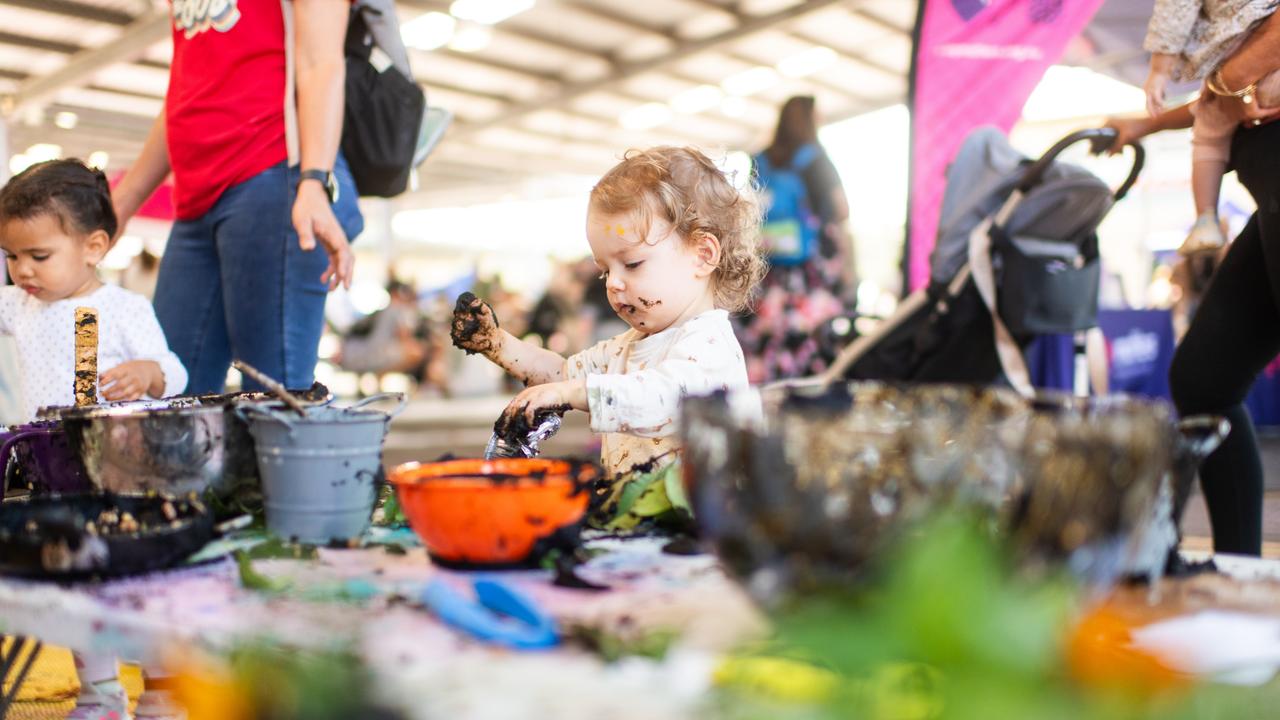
[563, 308, 750, 477]
[0, 283, 188, 421]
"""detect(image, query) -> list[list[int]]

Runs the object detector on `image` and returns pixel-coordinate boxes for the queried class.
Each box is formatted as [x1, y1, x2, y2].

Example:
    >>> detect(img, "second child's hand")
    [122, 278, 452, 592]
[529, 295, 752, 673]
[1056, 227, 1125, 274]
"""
[100, 360, 163, 401]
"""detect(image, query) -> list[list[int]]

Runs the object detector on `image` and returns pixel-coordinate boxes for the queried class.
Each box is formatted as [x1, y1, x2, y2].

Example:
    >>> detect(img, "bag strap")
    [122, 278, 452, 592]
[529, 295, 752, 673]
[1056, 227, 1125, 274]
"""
[280, 0, 299, 166]
[790, 143, 819, 171]
[354, 0, 412, 78]
[967, 192, 1033, 397]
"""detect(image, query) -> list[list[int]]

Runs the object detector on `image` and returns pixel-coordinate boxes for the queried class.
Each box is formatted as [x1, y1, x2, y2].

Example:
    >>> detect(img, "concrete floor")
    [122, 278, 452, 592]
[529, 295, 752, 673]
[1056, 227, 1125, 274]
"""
[384, 395, 1280, 558]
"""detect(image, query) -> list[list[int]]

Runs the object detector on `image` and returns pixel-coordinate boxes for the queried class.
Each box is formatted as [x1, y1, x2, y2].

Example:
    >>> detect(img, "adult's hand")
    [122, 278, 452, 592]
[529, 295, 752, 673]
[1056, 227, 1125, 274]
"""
[1101, 116, 1153, 155]
[293, 182, 352, 291]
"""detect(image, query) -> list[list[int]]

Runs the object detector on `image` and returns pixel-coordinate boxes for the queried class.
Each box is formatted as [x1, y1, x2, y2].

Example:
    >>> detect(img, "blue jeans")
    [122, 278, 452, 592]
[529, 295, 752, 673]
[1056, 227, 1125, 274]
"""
[154, 156, 363, 393]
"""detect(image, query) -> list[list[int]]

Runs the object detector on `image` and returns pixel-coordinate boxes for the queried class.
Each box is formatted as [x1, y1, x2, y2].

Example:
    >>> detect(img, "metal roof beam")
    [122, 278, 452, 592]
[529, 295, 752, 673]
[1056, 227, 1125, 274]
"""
[4, 11, 170, 115]
[455, 0, 853, 137]
[403, 0, 762, 134]
[2, 0, 134, 26]
[559, 1, 887, 103]
[850, 6, 912, 37]
[0, 31, 170, 73]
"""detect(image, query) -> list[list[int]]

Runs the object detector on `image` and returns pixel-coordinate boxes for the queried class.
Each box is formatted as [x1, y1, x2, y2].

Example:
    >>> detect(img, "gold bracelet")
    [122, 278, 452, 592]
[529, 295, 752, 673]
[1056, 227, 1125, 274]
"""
[1207, 68, 1257, 104]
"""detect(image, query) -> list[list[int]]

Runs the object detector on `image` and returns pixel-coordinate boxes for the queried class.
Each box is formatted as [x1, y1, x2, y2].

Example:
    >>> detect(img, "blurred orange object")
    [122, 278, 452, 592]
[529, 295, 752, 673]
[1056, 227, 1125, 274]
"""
[388, 458, 599, 567]
[167, 656, 253, 720]
[1066, 604, 1193, 695]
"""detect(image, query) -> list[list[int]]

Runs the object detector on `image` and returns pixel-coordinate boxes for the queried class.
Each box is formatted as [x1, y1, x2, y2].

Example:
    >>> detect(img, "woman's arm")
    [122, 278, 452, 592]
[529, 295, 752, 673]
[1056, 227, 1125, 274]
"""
[293, 0, 353, 290]
[1103, 103, 1194, 153]
[1219, 12, 1280, 90]
[1214, 12, 1280, 119]
[112, 113, 171, 241]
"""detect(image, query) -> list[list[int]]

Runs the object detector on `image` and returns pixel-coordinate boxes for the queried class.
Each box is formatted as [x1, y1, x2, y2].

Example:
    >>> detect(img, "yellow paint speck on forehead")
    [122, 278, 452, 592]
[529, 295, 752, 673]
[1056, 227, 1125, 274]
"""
[615, 225, 626, 236]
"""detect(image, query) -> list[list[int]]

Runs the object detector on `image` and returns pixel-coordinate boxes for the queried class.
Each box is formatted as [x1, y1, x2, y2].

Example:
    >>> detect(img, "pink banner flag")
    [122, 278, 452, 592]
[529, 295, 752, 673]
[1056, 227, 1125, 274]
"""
[907, 0, 1106, 290]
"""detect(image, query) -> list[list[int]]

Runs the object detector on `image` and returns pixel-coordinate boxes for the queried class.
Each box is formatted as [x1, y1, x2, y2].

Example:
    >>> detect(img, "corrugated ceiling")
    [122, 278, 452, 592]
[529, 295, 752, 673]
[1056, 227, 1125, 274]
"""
[0, 0, 916, 207]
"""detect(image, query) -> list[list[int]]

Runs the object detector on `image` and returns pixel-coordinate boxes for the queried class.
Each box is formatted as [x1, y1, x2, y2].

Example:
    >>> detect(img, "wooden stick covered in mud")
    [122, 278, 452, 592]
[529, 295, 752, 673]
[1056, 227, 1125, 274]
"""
[74, 306, 98, 406]
[232, 359, 309, 416]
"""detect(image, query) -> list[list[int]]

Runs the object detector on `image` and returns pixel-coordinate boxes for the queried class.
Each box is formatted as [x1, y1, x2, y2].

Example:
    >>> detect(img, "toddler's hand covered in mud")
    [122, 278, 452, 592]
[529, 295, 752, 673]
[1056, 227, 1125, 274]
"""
[495, 379, 586, 438]
[450, 292, 501, 356]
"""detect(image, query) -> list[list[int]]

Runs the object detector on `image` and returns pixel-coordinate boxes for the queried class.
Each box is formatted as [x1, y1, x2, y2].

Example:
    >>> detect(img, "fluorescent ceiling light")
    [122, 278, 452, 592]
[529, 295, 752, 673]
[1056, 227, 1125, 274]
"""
[54, 111, 78, 130]
[450, 0, 534, 25]
[26, 143, 62, 163]
[88, 151, 110, 170]
[720, 96, 747, 118]
[722, 66, 779, 96]
[777, 46, 837, 78]
[402, 12, 456, 51]
[620, 102, 673, 130]
[671, 85, 723, 114]
[449, 23, 492, 52]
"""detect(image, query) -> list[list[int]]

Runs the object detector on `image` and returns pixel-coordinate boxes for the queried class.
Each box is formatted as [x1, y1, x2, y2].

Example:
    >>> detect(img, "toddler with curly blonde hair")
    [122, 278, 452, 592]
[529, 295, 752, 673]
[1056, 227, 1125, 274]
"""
[452, 146, 765, 475]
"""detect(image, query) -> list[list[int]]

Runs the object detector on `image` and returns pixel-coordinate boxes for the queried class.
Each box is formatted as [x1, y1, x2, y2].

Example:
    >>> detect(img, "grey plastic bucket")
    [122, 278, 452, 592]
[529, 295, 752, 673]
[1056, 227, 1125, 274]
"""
[239, 393, 406, 544]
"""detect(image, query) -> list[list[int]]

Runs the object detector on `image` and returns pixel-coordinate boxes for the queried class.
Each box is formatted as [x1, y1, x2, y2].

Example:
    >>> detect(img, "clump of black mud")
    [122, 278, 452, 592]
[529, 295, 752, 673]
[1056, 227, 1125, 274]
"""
[450, 292, 501, 356]
[492, 403, 570, 454]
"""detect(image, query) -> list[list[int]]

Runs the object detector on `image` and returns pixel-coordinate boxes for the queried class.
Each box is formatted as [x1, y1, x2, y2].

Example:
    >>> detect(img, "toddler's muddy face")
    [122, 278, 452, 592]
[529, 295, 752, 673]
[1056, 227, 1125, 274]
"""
[585, 209, 709, 335]
[450, 292, 501, 356]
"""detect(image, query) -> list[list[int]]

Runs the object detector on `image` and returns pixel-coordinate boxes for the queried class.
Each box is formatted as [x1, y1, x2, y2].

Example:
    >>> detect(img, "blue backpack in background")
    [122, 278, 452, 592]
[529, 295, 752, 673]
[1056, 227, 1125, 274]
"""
[754, 143, 821, 266]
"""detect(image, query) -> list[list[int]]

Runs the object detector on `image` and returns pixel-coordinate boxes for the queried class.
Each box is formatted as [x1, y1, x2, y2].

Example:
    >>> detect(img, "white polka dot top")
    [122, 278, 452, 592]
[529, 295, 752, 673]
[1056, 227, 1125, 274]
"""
[0, 283, 188, 421]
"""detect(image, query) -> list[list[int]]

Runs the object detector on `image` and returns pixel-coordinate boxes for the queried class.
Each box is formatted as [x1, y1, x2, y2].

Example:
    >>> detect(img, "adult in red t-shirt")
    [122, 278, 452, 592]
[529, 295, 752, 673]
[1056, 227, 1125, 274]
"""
[112, 0, 363, 394]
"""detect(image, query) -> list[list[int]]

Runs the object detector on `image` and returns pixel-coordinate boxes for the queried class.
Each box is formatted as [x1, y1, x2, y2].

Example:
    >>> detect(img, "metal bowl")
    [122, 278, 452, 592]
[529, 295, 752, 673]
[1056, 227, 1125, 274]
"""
[681, 382, 1227, 597]
[41, 383, 333, 499]
[58, 403, 228, 496]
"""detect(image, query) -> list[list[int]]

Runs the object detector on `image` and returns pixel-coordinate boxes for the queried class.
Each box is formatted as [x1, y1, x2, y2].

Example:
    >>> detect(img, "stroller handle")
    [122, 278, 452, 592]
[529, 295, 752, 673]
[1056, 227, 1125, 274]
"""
[1016, 127, 1145, 201]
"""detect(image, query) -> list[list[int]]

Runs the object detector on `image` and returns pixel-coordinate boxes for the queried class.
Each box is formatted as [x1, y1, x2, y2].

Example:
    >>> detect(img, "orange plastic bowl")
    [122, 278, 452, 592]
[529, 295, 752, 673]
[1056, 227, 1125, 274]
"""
[387, 458, 599, 567]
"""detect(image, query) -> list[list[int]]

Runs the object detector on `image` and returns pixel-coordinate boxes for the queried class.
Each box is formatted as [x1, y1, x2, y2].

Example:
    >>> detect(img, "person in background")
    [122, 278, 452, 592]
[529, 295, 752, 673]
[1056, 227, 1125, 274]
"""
[525, 262, 589, 355]
[112, 0, 363, 395]
[1106, 11, 1280, 556]
[737, 95, 855, 383]
[451, 147, 765, 477]
[336, 279, 432, 391]
[119, 248, 161, 300]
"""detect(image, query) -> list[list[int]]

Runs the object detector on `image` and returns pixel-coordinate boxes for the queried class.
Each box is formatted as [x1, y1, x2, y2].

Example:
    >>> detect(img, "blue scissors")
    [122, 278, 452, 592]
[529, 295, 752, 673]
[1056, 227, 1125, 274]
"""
[421, 578, 559, 650]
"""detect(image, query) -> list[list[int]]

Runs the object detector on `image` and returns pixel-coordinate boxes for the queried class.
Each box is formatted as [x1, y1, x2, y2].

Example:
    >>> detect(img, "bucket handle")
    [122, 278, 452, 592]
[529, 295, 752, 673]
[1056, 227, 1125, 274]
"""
[1177, 415, 1232, 461]
[348, 392, 408, 419]
[0, 429, 54, 482]
[235, 403, 298, 432]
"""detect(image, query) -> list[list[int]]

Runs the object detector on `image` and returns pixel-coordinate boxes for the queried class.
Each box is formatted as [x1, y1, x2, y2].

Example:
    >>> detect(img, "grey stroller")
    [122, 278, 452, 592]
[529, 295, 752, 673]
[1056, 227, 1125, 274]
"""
[823, 126, 1144, 394]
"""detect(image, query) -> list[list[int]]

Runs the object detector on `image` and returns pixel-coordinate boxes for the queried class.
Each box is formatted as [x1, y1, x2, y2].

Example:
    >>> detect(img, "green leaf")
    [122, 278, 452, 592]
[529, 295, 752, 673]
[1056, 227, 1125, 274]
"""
[235, 551, 289, 593]
[662, 461, 691, 514]
[611, 471, 658, 518]
[630, 480, 673, 517]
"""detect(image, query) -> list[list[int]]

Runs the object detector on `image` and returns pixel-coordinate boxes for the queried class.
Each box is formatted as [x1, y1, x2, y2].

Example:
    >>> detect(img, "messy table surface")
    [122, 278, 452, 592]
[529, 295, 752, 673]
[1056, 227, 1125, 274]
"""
[0, 534, 764, 719]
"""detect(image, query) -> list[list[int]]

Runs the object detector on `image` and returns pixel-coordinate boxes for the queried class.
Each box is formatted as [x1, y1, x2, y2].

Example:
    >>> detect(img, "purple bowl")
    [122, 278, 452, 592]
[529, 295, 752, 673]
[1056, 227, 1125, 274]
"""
[1, 421, 91, 495]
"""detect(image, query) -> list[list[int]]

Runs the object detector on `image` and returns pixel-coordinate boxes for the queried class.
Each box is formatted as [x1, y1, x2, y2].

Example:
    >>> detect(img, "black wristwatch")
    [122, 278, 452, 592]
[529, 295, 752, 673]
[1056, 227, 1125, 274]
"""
[298, 168, 339, 204]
